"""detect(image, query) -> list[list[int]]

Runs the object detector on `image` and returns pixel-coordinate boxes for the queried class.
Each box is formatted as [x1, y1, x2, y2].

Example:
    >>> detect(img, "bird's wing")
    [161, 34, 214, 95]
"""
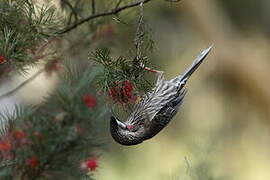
[142, 89, 187, 140]
[153, 88, 187, 121]
[127, 80, 184, 125]
[158, 88, 186, 120]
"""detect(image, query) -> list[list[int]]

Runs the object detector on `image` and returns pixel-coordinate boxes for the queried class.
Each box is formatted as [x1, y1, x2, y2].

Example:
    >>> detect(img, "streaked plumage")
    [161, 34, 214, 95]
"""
[110, 46, 213, 145]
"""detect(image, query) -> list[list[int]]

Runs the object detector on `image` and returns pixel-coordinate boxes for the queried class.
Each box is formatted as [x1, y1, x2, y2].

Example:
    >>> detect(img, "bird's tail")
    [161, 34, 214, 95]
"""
[174, 45, 213, 84]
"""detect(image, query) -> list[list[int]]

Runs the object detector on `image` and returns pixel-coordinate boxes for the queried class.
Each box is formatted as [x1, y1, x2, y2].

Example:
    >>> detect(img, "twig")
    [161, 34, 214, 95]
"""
[115, 0, 123, 9]
[35, 37, 59, 55]
[58, 0, 153, 34]
[0, 37, 61, 101]
[0, 35, 87, 101]
[34, 51, 57, 62]
[91, 0, 96, 15]
[0, 0, 153, 100]
[0, 69, 45, 101]
[74, 0, 83, 19]
[134, 2, 144, 61]
[61, 0, 79, 25]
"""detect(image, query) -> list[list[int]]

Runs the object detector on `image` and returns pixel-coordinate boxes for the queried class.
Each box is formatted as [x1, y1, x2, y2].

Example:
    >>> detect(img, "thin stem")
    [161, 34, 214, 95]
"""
[0, 35, 86, 100]
[58, 0, 153, 34]
[91, 0, 96, 15]
[134, 2, 144, 61]
[0, 69, 45, 101]
[115, 0, 123, 9]
[35, 37, 59, 55]
[61, 0, 79, 25]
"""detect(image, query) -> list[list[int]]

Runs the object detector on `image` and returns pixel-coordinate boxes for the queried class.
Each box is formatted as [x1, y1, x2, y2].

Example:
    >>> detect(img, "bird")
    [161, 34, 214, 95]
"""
[110, 45, 213, 146]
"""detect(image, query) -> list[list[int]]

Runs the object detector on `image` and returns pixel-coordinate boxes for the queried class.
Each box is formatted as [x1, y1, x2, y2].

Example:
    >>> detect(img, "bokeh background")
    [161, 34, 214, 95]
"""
[1, 0, 270, 179]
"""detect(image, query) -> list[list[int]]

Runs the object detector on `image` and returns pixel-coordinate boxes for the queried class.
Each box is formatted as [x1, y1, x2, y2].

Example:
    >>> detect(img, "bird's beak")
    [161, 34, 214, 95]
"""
[116, 120, 127, 129]
[110, 108, 127, 129]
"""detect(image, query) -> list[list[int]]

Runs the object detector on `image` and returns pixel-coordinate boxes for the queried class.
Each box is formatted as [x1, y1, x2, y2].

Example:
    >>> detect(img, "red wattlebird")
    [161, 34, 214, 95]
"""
[110, 46, 213, 145]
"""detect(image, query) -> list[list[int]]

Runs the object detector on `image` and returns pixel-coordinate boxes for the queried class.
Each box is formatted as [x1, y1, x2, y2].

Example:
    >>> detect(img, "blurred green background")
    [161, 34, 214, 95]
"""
[4, 0, 270, 179]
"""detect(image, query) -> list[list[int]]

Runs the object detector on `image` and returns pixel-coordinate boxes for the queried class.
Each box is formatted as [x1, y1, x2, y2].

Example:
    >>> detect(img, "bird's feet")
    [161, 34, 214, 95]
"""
[139, 63, 164, 85]
[139, 62, 162, 73]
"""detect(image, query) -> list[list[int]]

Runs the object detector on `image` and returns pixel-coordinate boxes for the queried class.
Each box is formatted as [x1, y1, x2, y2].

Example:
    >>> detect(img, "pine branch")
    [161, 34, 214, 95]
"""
[134, 2, 145, 61]
[61, 0, 79, 25]
[0, 0, 62, 74]
[89, 1, 155, 102]
[0, 34, 80, 101]
[58, 0, 154, 34]
[91, 0, 96, 15]
[0, 62, 106, 179]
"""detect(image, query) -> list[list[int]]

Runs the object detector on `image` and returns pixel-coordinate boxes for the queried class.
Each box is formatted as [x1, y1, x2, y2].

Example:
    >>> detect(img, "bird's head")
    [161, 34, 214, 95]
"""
[110, 113, 144, 146]
[110, 115, 127, 131]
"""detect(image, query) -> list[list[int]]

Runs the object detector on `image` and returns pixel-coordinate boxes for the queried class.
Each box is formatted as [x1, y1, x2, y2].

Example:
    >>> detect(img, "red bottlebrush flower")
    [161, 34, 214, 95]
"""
[27, 156, 39, 168]
[108, 86, 118, 99]
[123, 80, 133, 98]
[0, 141, 11, 151]
[13, 130, 29, 146]
[123, 90, 132, 98]
[14, 130, 26, 139]
[81, 157, 98, 171]
[108, 80, 136, 104]
[0, 55, 5, 64]
[86, 158, 98, 171]
[83, 94, 97, 108]
[123, 80, 133, 93]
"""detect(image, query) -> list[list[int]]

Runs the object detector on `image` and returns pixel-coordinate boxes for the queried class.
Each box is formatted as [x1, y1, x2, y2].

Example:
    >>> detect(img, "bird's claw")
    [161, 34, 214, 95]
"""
[139, 62, 163, 74]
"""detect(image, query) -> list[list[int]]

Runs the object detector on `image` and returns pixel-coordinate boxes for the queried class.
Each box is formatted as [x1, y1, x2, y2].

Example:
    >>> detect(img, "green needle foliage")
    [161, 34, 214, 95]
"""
[0, 0, 61, 74]
[0, 61, 107, 179]
[89, 2, 155, 99]
[90, 48, 152, 95]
